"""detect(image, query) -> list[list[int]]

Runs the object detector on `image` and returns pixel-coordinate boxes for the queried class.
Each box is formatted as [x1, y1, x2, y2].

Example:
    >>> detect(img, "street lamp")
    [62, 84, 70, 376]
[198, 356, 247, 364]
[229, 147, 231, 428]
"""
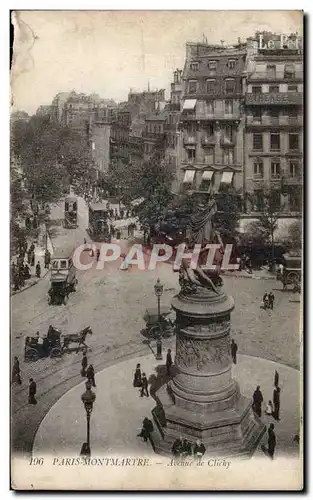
[80, 381, 96, 457]
[154, 278, 164, 361]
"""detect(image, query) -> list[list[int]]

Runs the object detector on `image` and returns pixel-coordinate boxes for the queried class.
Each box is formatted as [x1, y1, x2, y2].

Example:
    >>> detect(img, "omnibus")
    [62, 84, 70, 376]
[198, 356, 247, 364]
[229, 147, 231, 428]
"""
[88, 203, 111, 241]
[64, 196, 78, 228]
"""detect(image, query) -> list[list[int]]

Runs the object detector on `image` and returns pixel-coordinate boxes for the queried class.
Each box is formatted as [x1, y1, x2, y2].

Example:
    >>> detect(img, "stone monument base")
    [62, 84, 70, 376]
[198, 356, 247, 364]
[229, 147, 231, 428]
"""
[152, 383, 266, 458]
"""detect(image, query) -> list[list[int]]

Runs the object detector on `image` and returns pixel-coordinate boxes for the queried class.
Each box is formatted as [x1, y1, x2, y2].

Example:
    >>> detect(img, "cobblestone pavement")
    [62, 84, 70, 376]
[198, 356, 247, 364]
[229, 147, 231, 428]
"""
[33, 350, 300, 459]
[11, 197, 302, 454]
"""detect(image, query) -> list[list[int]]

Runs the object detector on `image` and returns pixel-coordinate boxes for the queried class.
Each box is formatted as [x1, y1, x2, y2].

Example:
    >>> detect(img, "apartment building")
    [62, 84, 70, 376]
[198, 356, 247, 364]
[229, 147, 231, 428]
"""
[244, 32, 303, 215]
[178, 42, 245, 203]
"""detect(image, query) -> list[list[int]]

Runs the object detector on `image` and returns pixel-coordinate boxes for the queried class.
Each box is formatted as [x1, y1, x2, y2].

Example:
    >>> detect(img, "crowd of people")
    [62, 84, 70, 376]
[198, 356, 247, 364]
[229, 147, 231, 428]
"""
[172, 437, 206, 461]
[11, 240, 51, 292]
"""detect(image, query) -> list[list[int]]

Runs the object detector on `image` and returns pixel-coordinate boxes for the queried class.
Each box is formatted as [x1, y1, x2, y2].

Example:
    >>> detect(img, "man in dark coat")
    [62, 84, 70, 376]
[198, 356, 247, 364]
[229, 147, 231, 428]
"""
[268, 423, 276, 459]
[273, 386, 281, 420]
[194, 439, 206, 459]
[86, 365, 96, 387]
[81, 354, 88, 377]
[268, 292, 275, 310]
[140, 373, 149, 397]
[137, 417, 155, 451]
[36, 261, 41, 278]
[231, 339, 238, 364]
[252, 385, 264, 417]
[172, 437, 184, 457]
[274, 370, 279, 388]
[31, 251, 35, 267]
[12, 356, 22, 384]
[166, 349, 173, 377]
[28, 378, 37, 404]
[44, 250, 51, 269]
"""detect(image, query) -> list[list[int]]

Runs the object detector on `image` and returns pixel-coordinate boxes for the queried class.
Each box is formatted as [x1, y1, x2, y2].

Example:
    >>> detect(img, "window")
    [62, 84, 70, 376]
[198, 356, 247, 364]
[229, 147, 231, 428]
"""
[52, 260, 59, 269]
[225, 100, 233, 114]
[188, 80, 198, 94]
[252, 86, 262, 94]
[288, 85, 298, 92]
[60, 260, 68, 269]
[204, 148, 214, 164]
[253, 134, 263, 150]
[254, 190, 264, 211]
[269, 109, 279, 118]
[271, 161, 281, 177]
[289, 161, 299, 177]
[227, 59, 236, 70]
[253, 161, 264, 177]
[252, 109, 262, 122]
[186, 149, 196, 161]
[190, 62, 199, 71]
[269, 85, 279, 94]
[289, 108, 298, 118]
[270, 190, 281, 210]
[270, 133, 280, 151]
[223, 148, 234, 164]
[289, 134, 299, 150]
[208, 60, 217, 70]
[206, 79, 216, 94]
[225, 79, 235, 94]
[206, 101, 214, 114]
[284, 63, 295, 79]
[224, 125, 233, 141]
[290, 188, 302, 211]
[266, 65, 276, 79]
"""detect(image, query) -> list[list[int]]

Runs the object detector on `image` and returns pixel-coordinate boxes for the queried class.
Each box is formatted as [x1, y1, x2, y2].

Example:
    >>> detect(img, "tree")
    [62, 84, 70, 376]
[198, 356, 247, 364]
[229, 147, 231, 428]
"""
[279, 219, 302, 253]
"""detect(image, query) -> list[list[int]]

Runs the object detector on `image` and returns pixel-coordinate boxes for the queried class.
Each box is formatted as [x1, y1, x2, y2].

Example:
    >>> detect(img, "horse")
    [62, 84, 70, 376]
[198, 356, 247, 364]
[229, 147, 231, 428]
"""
[62, 326, 93, 353]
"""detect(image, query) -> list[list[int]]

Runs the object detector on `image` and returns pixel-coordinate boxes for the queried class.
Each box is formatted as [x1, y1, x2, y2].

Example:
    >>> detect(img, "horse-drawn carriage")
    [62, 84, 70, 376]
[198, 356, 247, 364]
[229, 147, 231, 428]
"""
[277, 253, 302, 292]
[142, 307, 176, 339]
[24, 325, 93, 362]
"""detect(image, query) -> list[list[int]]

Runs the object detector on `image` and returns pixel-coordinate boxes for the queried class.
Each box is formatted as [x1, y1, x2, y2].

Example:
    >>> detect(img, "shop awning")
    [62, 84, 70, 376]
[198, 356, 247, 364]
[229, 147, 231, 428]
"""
[182, 99, 197, 110]
[220, 171, 234, 184]
[201, 170, 214, 181]
[183, 170, 196, 183]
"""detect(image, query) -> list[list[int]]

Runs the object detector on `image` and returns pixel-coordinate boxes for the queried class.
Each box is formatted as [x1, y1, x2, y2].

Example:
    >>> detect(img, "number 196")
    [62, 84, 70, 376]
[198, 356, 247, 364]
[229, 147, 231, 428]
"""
[29, 457, 44, 465]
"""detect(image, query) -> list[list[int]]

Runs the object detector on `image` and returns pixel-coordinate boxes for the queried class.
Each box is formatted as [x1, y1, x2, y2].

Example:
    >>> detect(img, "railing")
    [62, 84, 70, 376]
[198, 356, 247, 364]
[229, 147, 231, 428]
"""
[284, 177, 302, 185]
[184, 136, 197, 145]
[201, 136, 216, 147]
[245, 92, 303, 105]
[220, 135, 235, 147]
[246, 115, 303, 126]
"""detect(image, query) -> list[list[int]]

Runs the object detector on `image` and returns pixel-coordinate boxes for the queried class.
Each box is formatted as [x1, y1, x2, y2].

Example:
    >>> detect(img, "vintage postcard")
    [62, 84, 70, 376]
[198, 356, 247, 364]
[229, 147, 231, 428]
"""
[10, 10, 303, 490]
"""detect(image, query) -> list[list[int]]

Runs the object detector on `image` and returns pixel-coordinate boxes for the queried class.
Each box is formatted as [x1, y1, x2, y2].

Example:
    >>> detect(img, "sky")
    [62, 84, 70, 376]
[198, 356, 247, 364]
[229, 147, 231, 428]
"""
[11, 10, 302, 115]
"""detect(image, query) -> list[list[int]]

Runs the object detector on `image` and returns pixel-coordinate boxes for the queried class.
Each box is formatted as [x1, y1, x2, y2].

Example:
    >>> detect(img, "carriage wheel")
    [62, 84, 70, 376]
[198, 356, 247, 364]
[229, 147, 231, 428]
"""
[25, 348, 39, 362]
[50, 347, 62, 358]
[63, 295, 68, 305]
[149, 325, 162, 338]
[288, 272, 299, 286]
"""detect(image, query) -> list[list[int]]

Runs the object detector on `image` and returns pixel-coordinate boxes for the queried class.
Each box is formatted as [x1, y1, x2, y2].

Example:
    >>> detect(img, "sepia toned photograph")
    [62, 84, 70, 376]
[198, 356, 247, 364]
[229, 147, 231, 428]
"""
[10, 10, 303, 490]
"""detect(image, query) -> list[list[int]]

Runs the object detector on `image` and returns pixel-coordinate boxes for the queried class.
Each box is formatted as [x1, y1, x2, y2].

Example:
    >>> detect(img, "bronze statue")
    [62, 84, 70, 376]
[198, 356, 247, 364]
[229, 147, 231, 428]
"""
[179, 199, 223, 296]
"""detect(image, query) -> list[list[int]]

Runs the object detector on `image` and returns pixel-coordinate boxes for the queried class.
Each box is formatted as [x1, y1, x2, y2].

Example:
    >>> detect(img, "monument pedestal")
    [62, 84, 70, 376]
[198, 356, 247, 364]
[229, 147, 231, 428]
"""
[152, 286, 265, 458]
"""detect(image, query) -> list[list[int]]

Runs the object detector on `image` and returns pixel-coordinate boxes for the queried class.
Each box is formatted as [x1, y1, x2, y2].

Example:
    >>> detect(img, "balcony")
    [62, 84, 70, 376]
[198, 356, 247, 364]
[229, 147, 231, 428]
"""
[245, 92, 303, 106]
[184, 136, 197, 146]
[247, 71, 302, 82]
[201, 136, 215, 147]
[246, 115, 303, 127]
[180, 109, 240, 121]
[284, 176, 302, 185]
[220, 135, 235, 147]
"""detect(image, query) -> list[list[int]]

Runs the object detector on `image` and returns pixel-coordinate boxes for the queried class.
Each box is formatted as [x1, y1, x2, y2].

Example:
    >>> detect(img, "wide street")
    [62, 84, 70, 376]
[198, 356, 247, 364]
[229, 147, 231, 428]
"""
[11, 196, 301, 454]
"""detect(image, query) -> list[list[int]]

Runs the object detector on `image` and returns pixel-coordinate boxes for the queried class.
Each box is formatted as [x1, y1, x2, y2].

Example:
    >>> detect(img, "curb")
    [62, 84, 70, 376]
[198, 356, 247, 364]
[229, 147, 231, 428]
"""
[11, 231, 54, 296]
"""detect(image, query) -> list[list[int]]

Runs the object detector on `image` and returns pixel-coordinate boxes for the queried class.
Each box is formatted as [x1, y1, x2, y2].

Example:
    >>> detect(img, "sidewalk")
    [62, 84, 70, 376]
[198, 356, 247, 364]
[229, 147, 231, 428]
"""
[33, 345, 300, 460]
[11, 231, 54, 296]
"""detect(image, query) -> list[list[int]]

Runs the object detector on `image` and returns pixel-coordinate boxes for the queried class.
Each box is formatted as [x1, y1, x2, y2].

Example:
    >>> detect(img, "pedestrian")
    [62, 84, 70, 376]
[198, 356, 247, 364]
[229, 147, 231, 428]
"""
[18, 267, 25, 288]
[193, 439, 206, 460]
[12, 356, 22, 384]
[273, 386, 281, 421]
[44, 249, 51, 269]
[23, 264, 31, 280]
[268, 291, 275, 310]
[252, 385, 264, 417]
[172, 436, 184, 457]
[267, 423, 276, 459]
[274, 370, 279, 388]
[28, 378, 37, 404]
[182, 439, 192, 457]
[31, 251, 35, 267]
[36, 261, 41, 278]
[137, 417, 155, 451]
[81, 353, 88, 377]
[133, 363, 142, 388]
[140, 373, 149, 397]
[231, 339, 238, 364]
[166, 349, 173, 377]
[265, 400, 274, 415]
[27, 249, 32, 264]
[96, 248, 100, 262]
[262, 293, 269, 309]
[86, 364, 96, 387]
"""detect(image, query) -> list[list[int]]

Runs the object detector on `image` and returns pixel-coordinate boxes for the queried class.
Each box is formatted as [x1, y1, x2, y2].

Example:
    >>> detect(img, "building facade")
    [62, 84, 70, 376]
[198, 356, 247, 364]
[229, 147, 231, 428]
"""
[244, 32, 303, 216]
[90, 120, 111, 175]
[178, 42, 245, 202]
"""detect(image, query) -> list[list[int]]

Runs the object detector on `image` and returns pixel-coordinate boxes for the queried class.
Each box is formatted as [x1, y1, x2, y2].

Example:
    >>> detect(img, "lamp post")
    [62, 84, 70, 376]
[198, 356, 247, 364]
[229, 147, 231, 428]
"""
[154, 278, 164, 360]
[80, 381, 96, 457]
